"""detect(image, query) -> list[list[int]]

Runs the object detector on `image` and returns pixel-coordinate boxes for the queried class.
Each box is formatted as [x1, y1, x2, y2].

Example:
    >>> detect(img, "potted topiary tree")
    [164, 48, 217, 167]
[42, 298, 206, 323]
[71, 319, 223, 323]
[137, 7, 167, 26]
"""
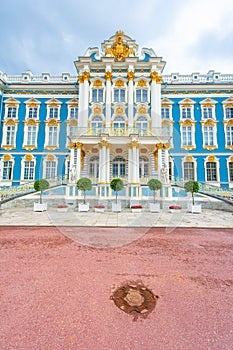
[184, 180, 202, 213]
[147, 179, 162, 212]
[76, 177, 92, 212]
[110, 178, 124, 212]
[33, 179, 50, 211]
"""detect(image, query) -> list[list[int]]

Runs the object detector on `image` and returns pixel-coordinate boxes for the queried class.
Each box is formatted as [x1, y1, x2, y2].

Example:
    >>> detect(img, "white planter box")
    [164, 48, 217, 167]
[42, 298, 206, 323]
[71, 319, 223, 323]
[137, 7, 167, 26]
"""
[112, 202, 121, 212]
[131, 208, 142, 213]
[149, 203, 160, 212]
[169, 209, 181, 213]
[94, 207, 105, 213]
[188, 204, 202, 213]
[57, 207, 68, 212]
[78, 203, 89, 212]
[34, 202, 47, 212]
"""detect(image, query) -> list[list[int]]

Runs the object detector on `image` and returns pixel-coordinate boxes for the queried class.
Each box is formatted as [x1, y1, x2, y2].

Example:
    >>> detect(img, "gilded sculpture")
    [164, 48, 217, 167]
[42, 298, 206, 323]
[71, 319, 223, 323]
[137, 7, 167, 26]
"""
[106, 33, 135, 61]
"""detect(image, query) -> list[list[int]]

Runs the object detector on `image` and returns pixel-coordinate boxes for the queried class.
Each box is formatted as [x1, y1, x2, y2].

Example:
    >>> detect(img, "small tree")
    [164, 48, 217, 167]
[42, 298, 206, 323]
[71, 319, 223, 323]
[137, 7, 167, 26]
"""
[76, 177, 92, 204]
[34, 179, 50, 204]
[184, 180, 199, 205]
[110, 178, 124, 203]
[147, 179, 162, 203]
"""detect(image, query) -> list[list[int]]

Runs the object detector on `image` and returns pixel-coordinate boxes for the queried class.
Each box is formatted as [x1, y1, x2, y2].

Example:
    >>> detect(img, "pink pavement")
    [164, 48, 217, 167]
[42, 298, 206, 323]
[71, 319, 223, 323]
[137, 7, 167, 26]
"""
[0, 226, 233, 350]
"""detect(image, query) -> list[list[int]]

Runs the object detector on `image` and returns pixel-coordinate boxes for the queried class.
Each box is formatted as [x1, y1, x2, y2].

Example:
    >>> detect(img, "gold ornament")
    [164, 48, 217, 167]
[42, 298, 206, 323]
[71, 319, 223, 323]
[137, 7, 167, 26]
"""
[93, 80, 102, 87]
[105, 33, 135, 61]
[105, 72, 112, 81]
[127, 71, 134, 81]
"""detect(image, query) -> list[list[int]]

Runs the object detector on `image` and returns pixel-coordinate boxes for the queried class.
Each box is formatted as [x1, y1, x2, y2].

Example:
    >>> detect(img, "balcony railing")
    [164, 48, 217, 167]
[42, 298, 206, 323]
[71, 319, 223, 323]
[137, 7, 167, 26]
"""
[68, 127, 171, 138]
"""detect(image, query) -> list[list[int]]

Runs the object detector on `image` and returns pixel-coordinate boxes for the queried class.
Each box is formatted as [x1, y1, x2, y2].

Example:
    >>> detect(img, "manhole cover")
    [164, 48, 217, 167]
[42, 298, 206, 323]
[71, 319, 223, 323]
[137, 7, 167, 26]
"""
[111, 282, 158, 319]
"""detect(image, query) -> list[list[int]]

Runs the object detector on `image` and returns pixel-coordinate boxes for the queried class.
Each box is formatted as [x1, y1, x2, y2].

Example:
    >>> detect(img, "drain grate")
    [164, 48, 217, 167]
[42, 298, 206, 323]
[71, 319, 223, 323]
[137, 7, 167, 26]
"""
[111, 282, 158, 319]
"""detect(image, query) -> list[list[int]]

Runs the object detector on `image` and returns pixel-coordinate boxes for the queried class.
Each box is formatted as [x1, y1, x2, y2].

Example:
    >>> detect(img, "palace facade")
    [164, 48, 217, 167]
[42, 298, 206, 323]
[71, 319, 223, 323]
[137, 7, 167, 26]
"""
[0, 32, 233, 199]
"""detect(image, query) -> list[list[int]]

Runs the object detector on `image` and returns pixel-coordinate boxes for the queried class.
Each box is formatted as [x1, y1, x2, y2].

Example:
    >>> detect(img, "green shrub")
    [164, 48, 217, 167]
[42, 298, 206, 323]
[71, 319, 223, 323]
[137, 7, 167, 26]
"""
[147, 179, 162, 203]
[34, 179, 50, 204]
[110, 178, 124, 203]
[76, 177, 92, 204]
[184, 180, 199, 205]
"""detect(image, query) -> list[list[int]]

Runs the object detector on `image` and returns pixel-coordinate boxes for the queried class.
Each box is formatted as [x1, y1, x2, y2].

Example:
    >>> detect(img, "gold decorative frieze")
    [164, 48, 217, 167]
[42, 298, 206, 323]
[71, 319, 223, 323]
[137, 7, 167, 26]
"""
[94, 106, 102, 114]
[115, 79, 124, 87]
[105, 72, 112, 81]
[127, 71, 134, 81]
[25, 154, 33, 161]
[47, 154, 55, 161]
[203, 145, 218, 150]
[226, 146, 233, 150]
[105, 32, 135, 61]
[23, 146, 37, 151]
[2, 146, 14, 151]
[185, 156, 193, 162]
[137, 79, 146, 87]
[207, 155, 216, 162]
[182, 145, 196, 150]
[3, 154, 12, 161]
[93, 79, 102, 87]
[138, 106, 147, 114]
[44, 146, 58, 151]
[116, 106, 124, 114]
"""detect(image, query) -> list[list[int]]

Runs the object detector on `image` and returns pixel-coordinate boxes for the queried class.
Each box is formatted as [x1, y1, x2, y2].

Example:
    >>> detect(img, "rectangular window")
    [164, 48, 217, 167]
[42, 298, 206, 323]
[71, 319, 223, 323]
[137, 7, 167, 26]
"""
[204, 126, 214, 146]
[7, 107, 17, 118]
[226, 107, 233, 119]
[183, 162, 194, 181]
[182, 108, 191, 119]
[45, 161, 56, 180]
[203, 107, 213, 119]
[48, 126, 58, 146]
[229, 162, 233, 182]
[182, 126, 192, 146]
[161, 107, 170, 119]
[114, 89, 125, 102]
[6, 125, 15, 145]
[70, 107, 78, 119]
[136, 89, 148, 102]
[92, 89, 104, 102]
[24, 161, 34, 180]
[2, 161, 13, 180]
[206, 162, 217, 181]
[27, 126, 37, 146]
[226, 126, 233, 146]
[49, 108, 58, 119]
[28, 107, 38, 119]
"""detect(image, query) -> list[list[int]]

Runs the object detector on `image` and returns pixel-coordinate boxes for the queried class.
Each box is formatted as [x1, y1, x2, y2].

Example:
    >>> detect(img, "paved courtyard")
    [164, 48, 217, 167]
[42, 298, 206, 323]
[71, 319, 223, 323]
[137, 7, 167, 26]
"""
[0, 223, 233, 350]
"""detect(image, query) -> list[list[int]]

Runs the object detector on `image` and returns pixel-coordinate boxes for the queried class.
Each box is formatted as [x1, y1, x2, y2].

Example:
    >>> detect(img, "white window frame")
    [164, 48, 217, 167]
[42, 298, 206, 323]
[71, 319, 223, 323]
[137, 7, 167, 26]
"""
[113, 89, 126, 103]
[135, 88, 148, 103]
[1, 123, 18, 148]
[44, 122, 60, 148]
[225, 107, 233, 120]
[182, 159, 197, 181]
[204, 158, 220, 183]
[181, 125, 195, 147]
[69, 107, 79, 120]
[43, 158, 58, 180]
[21, 159, 36, 181]
[1, 158, 14, 181]
[225, 125, 233, 147]
[23, 124, 39, 147]
[92, 88, 104, 103]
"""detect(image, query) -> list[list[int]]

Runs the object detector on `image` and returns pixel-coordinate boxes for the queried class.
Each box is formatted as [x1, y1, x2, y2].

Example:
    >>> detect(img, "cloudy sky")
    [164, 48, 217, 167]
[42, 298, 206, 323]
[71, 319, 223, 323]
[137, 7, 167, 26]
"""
[1, 0, 233, 76]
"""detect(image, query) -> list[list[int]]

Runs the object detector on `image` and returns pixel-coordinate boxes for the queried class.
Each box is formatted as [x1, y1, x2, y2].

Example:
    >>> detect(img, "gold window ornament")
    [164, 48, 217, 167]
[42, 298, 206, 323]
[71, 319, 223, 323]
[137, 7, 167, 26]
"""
[137, 79, 146, 87]
[25, 154, 33, 161]
[3, 154, 11, 161]
[93, 80, 102, 87]
[115, 79, 124, 87]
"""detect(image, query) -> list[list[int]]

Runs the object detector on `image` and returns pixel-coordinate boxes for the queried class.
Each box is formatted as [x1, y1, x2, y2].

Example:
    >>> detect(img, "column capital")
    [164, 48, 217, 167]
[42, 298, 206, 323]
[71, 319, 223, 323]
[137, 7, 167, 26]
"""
[82, 72, 90, 81]
[150, 72, 162, 83]
[127, 71, 134, 81]
[105, 71, 112, 81]
[99, 140, 109, 148]
[69, 142, 83, 149]
[78, 75, 84, 84]
[156, 142, 164, 149]
[128, 140, 139, 149]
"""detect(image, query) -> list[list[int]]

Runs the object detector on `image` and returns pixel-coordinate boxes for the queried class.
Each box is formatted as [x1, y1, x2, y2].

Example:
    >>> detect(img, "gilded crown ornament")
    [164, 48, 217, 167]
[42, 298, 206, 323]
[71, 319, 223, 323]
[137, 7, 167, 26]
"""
[105, 32, 135, 61]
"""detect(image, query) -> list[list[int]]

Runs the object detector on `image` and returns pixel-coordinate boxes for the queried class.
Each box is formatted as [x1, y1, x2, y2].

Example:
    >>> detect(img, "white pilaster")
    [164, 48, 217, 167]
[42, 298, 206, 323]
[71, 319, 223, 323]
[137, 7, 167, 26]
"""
[151, 72, 162, 128]
[83, 76, 89, 129]
[105, 72, 112, 128]
[128, 71, 134, 129]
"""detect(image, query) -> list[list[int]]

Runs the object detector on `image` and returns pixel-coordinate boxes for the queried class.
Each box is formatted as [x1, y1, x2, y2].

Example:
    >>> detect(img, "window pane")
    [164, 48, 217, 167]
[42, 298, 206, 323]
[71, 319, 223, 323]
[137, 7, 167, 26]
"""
[206, 162, 217, 181]
[3, 161, 13, 180]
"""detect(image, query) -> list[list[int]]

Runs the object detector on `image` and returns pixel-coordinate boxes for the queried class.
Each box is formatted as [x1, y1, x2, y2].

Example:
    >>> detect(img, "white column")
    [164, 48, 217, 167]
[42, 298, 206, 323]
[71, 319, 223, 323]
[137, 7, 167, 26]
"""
[105, 72, 112, 128]
[157, 144, 163, 179]
[98, 145, 104, 184]
[128, 71, 134, 129]
[82, 73, 89, 129]
[78, 76, 84, 129]
[75, 143, 82, 181]
[106, 146, 110, 183]
[151, 72, 162, 128]
[128, 146, 132, 183]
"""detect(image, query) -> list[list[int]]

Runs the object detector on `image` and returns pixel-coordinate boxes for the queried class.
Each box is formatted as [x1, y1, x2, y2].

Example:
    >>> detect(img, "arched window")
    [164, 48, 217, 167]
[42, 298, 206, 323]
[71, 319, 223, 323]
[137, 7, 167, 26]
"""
[112, 156, 126, 177]
[113, 116, 125, 135]
[91, 116, 103, 135]
[136, 116, 148, 135]
[139, 156, 149, 177]
[89, 156, 99, 178]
